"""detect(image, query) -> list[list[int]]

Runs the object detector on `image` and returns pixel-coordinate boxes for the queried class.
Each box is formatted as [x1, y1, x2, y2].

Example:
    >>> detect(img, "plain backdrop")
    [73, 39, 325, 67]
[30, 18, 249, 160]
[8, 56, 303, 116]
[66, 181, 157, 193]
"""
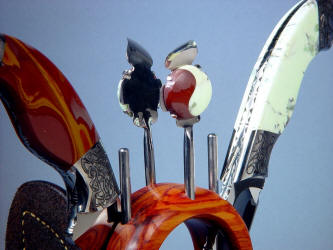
[0, 1, 332, 249]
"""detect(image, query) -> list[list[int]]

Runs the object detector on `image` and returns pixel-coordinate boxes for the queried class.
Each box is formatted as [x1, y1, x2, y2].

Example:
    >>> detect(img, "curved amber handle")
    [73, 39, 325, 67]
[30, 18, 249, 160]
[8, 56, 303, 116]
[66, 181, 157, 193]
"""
[0, 35, 99, 170]
[76, 183, 252, 250]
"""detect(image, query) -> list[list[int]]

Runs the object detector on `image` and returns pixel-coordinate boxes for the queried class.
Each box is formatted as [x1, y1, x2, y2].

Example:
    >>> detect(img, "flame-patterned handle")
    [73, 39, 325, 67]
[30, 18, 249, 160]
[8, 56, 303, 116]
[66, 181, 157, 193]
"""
[0, 34, 99, 170]
[76, 183, 252, 250]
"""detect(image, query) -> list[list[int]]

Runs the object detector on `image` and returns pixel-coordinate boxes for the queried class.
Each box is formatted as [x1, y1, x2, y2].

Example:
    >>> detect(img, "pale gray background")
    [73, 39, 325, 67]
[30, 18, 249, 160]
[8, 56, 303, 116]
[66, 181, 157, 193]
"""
[0, 1, 332, 249]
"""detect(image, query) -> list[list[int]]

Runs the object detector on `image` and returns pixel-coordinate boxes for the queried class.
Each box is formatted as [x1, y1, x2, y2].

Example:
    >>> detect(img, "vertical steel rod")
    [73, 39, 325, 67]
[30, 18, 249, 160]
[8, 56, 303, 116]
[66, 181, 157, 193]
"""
[143, 123, 156, 185]
[208, 133, 218, 193]
[119, 148, 131, 224]
[184, 126, 195, 199]
[208, 133, 219, 250]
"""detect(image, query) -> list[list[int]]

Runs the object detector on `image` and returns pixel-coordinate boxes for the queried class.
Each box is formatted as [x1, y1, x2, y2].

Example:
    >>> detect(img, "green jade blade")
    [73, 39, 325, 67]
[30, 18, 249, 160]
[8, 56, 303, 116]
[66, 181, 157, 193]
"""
[219, 0, 331, 229]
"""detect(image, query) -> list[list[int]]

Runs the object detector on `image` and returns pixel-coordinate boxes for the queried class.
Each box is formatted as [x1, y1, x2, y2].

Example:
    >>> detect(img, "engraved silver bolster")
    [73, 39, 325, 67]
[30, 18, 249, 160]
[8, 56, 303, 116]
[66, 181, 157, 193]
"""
[74, 141, 120, 212]
[317, 0, 333, 50]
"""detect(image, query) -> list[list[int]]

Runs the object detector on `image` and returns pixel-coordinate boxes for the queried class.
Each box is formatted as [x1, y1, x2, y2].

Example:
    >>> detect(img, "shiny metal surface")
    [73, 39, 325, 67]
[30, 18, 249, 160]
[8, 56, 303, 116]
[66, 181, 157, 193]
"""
[73, 141, 120, 212]
[207, 133, 219, 250]
[119, 148, 132, 224]
[184, 126, 195, 199]
[176, 116, 200, 128]
[208, 133, 218, 194]
[66, 211, 77, 235]
[144, 123, 156, 185]
[165, 40, 198, 70]
[60, 168, 79, 234]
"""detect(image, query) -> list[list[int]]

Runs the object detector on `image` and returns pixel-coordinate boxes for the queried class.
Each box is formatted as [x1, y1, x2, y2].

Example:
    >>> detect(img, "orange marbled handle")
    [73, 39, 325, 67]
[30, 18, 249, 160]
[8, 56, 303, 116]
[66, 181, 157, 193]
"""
[0, 34, 99, 170]
[76, 183, 252, 250]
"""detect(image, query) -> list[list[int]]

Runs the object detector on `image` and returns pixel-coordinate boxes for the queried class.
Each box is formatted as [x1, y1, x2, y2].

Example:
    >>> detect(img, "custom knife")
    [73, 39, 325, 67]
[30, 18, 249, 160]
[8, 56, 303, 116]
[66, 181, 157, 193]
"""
[161, 40, 212, 199]
[118, 38, 162, 186]
[220, 0, 332, 229]
[0, 34, 120, 234]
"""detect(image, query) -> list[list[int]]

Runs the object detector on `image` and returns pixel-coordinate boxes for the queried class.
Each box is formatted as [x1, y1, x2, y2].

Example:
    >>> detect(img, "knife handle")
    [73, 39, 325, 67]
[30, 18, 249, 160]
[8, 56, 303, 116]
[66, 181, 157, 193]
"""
[0, 34, 99, 170]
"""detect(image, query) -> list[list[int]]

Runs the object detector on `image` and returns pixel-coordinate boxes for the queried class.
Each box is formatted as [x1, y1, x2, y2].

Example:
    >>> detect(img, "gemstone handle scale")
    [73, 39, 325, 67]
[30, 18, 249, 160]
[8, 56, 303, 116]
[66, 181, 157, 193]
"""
[0, 34, 98, 169]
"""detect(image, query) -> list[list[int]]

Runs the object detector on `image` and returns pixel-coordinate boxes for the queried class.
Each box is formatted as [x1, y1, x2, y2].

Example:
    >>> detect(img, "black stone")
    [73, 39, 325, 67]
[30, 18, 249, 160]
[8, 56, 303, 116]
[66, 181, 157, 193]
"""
[122, 64, 162, 122]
